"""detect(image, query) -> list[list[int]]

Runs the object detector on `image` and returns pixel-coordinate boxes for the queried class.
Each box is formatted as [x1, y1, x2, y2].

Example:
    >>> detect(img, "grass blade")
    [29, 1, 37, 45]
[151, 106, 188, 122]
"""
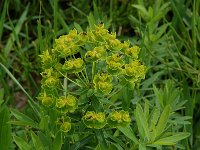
[0, 0, 8, 41]
[0, 63, 40, 118]
[4, 4, 29, 56]
[0, 107, 12, 150]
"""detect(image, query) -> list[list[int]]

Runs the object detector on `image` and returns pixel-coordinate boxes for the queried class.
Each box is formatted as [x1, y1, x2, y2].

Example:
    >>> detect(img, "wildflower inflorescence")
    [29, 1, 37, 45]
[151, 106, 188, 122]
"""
[38, 24, 147, 132]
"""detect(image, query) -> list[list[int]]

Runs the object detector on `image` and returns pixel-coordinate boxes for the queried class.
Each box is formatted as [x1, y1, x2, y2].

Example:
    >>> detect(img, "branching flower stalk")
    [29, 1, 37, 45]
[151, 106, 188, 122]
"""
[38, 24, 147, 131]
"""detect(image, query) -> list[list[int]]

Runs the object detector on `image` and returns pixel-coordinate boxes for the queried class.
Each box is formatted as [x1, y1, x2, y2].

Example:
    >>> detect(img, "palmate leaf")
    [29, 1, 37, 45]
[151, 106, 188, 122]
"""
[153, 132, 190, 145]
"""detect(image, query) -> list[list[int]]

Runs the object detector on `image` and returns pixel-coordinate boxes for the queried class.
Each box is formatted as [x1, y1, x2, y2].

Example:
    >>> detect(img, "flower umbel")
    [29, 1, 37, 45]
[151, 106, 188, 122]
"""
[38, 24, 147, 132]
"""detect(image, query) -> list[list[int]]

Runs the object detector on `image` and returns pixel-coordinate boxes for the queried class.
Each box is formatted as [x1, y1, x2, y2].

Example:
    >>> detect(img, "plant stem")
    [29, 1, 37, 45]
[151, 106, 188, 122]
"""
[81, 70, 89, 83]
[107, 83, 128, 99]
[84, 67, 90, 82]
[75, 73, 87, 87]
[64, 73, 67, 96]
[58, 71, 82, 87]
[92, 62, 96, 81]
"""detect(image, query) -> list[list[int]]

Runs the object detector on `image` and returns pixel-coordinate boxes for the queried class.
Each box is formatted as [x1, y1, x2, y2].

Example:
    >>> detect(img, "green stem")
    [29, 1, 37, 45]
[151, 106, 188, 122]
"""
[81, 70, 89, 83]
[92, 62, 96, 81]
[75, 73, 87, 87]
[107, 83, 128, 99]
[58, 71, 82, 87]
[84, 67, 90, 83]
[64, 74, 67, 96]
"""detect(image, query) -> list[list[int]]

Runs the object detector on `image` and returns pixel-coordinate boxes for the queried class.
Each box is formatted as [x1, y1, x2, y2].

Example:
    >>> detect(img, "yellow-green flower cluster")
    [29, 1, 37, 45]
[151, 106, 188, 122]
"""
[62, 58, 84, 73]
[82, 111, 106, 129]
[57, 117, 71, 133]
[106, 54, 124, 75]
[87, 24, 116, 43]
[82, 110, 131, 129]
[107, 38, 123, 51]
[38, 24, 147, 132]
[108, 110, 131, 127]
[125, 46, 140, 59]
[53, 29, 80, 57]
[56, 95, 78, 113]
[40, 68, 59, 89]
[39, 50, 57, 69]
[123, 60, 147, 82]
[85, 46, 107, 62]
[93, 73, 113, 94]
[37, 91, 54, 107]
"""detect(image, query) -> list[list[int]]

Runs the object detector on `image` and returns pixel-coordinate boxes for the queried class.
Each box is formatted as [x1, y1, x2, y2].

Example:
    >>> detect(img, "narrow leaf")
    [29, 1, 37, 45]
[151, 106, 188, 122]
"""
[155, 105, 171, 137]
[53, 131, 63, 150]
[135, 104, 150, 141]
[13, 136, 32, 150]
[4, 5, 29, 55]
[153, 132, 190, 145]
[118, 126, 139, 144]
[0, 107, 12, 150]
[10, 109, 39, 128]
[31, 131, 44, 150]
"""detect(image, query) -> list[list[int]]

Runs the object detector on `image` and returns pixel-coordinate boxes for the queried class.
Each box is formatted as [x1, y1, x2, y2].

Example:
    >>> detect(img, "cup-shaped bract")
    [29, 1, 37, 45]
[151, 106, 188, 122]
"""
[106, 54, 124, 75]
[85, 46, 107, 62]
[60, 121, 71, 133]
[125, 46, 140, 59]
[37, 91, 54, 107]
[108, 110, 131, 127]
[56, 95, 78, 113]
[93, 73, 113, 94]
[123, 60, 147, 82]
[39, 50, 57, 69]
[82, 111, 106, 129]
